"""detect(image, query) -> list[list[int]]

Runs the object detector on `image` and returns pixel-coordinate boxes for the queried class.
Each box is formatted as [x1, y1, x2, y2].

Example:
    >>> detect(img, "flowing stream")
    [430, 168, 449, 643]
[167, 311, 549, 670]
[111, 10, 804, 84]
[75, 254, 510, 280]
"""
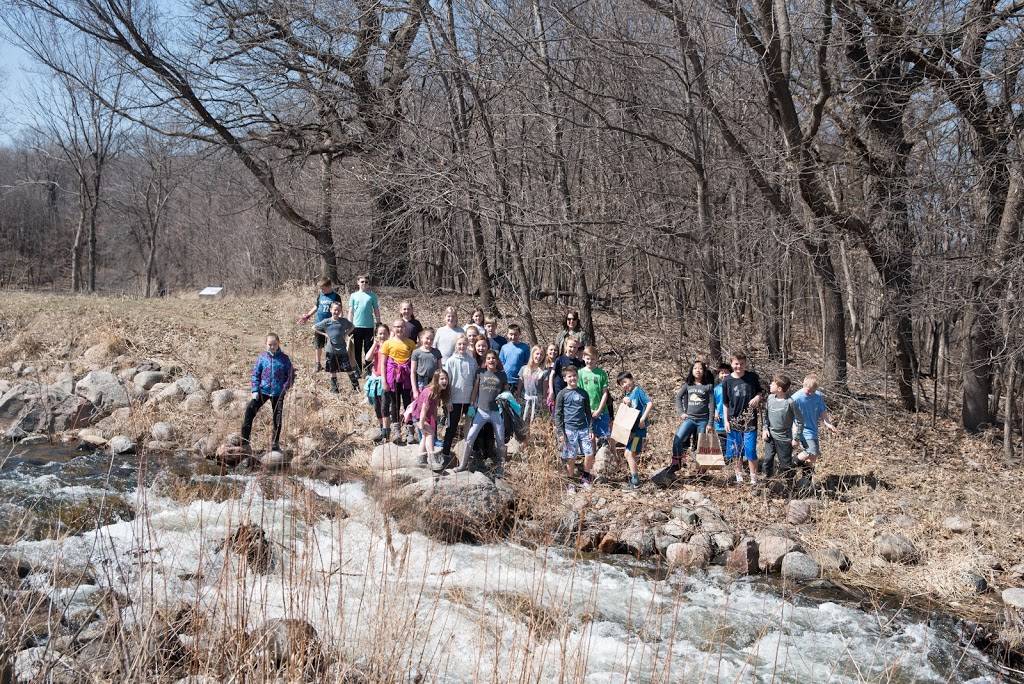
[0, 444, 1005, 683]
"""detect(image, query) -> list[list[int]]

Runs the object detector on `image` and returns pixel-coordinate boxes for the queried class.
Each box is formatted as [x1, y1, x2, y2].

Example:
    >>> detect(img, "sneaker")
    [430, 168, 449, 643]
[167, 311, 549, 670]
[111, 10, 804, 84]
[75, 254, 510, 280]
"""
[565, 483, 577, 494]
[735, 472, 744, 484]
[315, 362, 323, 373]
[330, 380, 340, 394]
[579, 473, 593, 490]
[493, 465, 505, 479]
[629, 474, 641, 489]
[418, 453, 428, 465]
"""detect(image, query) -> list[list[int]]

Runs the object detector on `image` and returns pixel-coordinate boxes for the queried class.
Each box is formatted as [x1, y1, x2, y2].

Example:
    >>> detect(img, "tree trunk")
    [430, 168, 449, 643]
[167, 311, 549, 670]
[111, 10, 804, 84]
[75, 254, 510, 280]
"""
[71, 183, 86, 292]
[806, 237, 848, 387]
[87, 202, 98, 293]
[316, 152, 340, 281]
[963, 167, 1024, 431]
[530, 0, 596, 347]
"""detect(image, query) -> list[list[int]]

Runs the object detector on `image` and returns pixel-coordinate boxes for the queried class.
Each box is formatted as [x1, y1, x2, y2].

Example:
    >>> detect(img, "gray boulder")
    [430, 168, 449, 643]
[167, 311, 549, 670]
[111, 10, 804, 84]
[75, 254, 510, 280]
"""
[726, 537, 759, 575]
[252, 618, 322, 670]
[781, 551, 820, 581]
[109, 435, 135, 455]
[875, 533, 919, 564]
[667, 533, 713, 571]
[381, 469, 515, 543]
[54, 372, 75, 395]
[619, 527, 657, 558]
[75, 371, 131, 415]
[153, 382, 185, 404]
[182, 390, 209, 413]
[591, 444, 621, 479]
[816, 547, 852, 572]
[756, 534, 801, 573]
[151, 422, 175, 442]
[211, 389, 236, 412]
[133, 370, 165, 390]
[174, 376, 202, 395]
[0, 382, 97, 433]
[787, 499, 815, 525]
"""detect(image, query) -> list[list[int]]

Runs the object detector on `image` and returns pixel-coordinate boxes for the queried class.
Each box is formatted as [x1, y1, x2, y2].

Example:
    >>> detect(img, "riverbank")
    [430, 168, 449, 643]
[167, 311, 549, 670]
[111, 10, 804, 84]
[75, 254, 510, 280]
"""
[1, 287, 1022, 680]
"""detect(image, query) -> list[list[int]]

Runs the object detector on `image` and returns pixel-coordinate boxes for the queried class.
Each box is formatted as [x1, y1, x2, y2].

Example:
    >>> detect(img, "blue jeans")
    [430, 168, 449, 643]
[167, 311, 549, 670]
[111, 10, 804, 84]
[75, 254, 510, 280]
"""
[672, 418, 708, 461]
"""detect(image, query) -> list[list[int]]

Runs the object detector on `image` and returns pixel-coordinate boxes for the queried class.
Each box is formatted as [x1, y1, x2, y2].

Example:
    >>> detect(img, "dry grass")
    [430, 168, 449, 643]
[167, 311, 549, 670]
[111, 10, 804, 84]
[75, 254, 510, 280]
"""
[0, 286, 1022, 677]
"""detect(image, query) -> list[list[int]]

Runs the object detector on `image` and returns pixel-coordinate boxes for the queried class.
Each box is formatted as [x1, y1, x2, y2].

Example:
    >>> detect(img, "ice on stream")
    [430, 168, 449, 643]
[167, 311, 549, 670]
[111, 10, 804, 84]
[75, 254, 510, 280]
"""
[4, 472, 999, 683]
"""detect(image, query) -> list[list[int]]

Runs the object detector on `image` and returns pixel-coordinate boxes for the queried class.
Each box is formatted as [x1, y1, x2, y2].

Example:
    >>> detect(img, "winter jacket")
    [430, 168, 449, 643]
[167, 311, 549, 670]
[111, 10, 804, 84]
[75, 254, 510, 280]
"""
[250, 350, 295, 397]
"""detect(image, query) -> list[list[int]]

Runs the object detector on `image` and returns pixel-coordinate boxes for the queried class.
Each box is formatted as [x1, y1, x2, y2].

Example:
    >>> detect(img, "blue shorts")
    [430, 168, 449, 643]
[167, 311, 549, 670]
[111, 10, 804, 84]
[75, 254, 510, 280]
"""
[726, 430, 758, 462]
[624, 434, 645, 456]
[592, 413, 611, 439]
[800, 435, 821, 456]
[561, 428, 594, 460]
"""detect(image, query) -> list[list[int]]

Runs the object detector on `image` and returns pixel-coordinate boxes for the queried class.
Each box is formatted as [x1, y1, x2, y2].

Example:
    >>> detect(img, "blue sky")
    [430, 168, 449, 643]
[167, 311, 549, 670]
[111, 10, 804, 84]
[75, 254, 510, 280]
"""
[1, 34, 31, 141]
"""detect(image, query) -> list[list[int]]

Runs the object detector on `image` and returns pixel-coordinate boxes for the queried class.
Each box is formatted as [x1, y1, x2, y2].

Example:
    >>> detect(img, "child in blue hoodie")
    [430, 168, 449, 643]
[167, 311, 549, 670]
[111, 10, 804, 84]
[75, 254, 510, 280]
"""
[241, 333, 295, 452]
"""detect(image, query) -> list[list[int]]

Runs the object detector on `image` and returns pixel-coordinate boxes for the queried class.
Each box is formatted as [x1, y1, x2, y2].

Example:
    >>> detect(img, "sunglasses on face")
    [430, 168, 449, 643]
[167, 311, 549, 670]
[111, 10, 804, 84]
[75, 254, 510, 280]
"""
[566, 316, 577, 321]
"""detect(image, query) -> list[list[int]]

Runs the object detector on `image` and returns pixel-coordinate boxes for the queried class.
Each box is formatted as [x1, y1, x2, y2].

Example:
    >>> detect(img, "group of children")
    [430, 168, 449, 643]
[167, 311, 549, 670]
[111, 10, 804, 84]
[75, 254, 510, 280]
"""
[239, 277, 838, 491]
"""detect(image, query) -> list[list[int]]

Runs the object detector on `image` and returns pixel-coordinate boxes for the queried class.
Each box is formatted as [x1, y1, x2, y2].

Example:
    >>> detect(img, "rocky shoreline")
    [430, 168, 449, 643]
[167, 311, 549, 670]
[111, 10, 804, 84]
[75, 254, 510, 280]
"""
[2, 346, 1024, 680]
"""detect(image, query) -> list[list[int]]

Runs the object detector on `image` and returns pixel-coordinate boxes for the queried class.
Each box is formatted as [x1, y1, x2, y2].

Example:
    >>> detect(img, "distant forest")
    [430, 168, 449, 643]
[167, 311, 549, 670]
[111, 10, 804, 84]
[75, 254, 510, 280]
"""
[0, 0, 1022, 438]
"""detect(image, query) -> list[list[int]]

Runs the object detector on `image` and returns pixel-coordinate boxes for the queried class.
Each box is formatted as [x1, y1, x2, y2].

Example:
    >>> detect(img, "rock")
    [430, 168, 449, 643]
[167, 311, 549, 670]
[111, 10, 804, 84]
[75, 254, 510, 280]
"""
[381, 470, 515, 543]
[875, 532, 919, 564]
[962, 572, 988, 594]
[368, 443, 429, 472]
[680, 491, 706, 506]
[0, 382, 98, 433]
[136, 359, 161, 373]
[942, 516, 972, 533]
[109, 435, 135, 455]
[119, 366, 139, 381]
[225, 432, 242, 447]
[506, 437, 522, 455]
[4, 425, 27, 441]
[223, 524, 273, 573]
[591, 444, 621, 479]
[174, 376, 202, 395]
[655, 535, 679, 555]
[597, 531, 620, 554]
[54, 372, 75, 395]
[183, 390, 209, 413]
[78, 428, 107, 447]
[619, 528, 656, 558]
[1004, 588, 1024, 609]
[75, 371, 132, 415]
[667, 536, 712, 571]
[0, 502, 39, 544]
[211, 389, 237, 412]
[787, 499, 814, 525]
[200, 374, 221, 393]
[14, 646, 78, 683]
[816, 547, 852, 573]
[146, 440, 175, 451]
[261, 450, 289, 471]
[671, 507, 700, 526]
[575, 529, 602, 552]
[1007, 563, 1024, 580]
[711, 532, 736, 553]
[151, 422, 175, 442]
[781, 551, 820, 581]
[10, 361, 24, 375]
[154, 382, 185, 404]
[661, 520, 693, 538]
[756, 534, 801, 573]
[253, 618, 322, 669]
[726, 538, 759, 575]
[133, 370, 166, 390]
